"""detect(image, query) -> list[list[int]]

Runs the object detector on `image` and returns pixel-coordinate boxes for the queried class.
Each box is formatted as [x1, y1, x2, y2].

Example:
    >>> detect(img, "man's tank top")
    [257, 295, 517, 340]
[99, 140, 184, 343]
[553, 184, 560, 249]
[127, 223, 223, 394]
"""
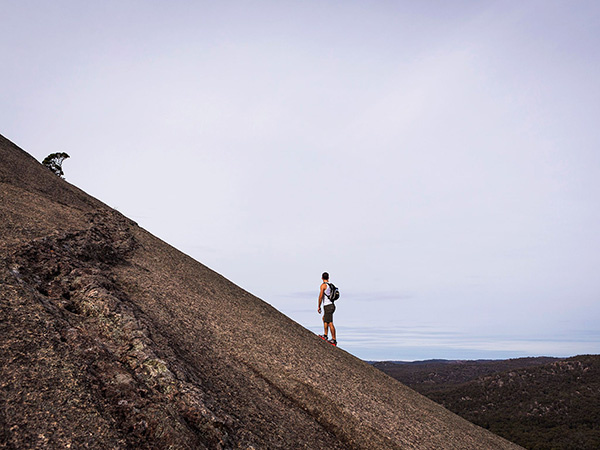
[323, 283, 333, 306]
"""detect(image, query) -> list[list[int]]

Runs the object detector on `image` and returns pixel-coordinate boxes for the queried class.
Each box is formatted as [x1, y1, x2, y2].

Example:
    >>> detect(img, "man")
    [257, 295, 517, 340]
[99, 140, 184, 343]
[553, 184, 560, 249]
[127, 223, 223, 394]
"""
[317, 272, 337, 346]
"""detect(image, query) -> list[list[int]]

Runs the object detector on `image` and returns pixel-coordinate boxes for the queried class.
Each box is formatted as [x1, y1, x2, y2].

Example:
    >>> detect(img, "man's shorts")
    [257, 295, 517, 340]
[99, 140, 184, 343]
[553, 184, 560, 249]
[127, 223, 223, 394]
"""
[323, 304, 336, 323]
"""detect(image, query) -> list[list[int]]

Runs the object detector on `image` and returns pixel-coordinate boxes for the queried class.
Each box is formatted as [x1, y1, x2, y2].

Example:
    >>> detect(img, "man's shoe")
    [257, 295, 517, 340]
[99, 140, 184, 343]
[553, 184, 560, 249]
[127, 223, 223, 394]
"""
[329, 339, 337, 346]
[319, 334, 328, 340]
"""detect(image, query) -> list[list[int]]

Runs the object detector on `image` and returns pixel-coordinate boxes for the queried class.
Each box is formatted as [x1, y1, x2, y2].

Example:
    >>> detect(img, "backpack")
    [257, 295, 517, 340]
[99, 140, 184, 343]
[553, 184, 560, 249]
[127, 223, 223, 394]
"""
[326, 282, 340, 302]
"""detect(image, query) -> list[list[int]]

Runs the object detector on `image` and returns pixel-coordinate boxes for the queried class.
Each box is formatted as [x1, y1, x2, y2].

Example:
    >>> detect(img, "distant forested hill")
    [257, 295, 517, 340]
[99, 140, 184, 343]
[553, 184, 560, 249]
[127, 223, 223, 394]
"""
[374, 356, 600, 450]
[373, 357, 561, 394]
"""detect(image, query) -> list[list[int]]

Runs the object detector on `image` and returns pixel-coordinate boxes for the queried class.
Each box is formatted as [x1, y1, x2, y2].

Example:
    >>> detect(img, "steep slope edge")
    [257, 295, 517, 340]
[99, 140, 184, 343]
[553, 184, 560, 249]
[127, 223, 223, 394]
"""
[0, 134, 523, 449]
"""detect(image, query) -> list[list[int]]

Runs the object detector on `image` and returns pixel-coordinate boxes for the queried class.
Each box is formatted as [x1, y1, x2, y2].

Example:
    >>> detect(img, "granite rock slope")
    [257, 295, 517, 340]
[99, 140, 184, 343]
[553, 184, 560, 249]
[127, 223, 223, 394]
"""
[0, 134, 523, 449]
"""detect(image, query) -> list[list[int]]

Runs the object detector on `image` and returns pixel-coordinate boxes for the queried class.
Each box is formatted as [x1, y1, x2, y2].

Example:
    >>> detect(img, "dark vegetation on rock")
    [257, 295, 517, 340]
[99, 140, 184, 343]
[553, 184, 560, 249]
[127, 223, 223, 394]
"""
[0, 133, 524, 449]
[41, 152, 70, 178]
[374, 356, 600, 450]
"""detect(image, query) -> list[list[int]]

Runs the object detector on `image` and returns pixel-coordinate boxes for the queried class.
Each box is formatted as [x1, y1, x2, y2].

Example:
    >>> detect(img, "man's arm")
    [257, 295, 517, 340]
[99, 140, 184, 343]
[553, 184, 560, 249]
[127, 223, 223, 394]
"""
[318, 282, 326, 312]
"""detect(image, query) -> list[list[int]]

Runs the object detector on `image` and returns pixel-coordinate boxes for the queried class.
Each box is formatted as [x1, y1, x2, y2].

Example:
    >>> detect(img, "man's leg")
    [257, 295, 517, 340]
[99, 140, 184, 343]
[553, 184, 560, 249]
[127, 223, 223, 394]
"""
[323, 318, 329, 338]
[328, 322, 336, 341]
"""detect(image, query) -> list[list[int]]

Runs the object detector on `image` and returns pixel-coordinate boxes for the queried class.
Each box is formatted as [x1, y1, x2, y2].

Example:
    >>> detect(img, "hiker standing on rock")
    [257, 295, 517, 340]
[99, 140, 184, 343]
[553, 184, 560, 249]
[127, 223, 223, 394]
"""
[318, 272, 337, 346]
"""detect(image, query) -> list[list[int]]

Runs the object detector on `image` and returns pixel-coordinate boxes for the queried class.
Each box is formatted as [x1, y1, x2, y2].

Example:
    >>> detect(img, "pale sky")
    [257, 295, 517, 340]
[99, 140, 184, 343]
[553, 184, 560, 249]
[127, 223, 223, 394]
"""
[2, 0, 599, 360]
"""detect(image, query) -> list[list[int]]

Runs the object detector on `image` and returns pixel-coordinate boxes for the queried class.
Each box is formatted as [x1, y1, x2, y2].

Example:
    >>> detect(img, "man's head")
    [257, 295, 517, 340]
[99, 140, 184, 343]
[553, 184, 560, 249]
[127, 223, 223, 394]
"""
[322, 272, 329, 281]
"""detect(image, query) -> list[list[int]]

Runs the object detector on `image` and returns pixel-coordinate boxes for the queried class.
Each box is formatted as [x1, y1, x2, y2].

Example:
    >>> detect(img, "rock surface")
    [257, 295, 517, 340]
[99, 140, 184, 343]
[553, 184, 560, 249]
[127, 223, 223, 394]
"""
[0, 133, 524, 449]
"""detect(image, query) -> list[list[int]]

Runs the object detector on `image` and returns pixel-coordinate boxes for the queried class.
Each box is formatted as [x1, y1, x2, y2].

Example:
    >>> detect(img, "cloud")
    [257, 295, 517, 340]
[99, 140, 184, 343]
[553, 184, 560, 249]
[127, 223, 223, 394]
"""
[331, 325, 600, 361]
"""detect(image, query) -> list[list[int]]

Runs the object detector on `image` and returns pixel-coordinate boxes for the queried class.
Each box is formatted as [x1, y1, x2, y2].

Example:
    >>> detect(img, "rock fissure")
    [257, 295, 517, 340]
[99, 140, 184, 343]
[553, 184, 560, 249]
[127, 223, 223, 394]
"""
[3, 212, 235, 449]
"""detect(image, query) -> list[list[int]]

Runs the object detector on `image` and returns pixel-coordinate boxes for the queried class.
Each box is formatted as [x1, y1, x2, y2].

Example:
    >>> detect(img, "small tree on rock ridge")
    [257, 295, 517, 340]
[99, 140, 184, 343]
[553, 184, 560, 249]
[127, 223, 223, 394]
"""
[42, 152, 70, 178]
